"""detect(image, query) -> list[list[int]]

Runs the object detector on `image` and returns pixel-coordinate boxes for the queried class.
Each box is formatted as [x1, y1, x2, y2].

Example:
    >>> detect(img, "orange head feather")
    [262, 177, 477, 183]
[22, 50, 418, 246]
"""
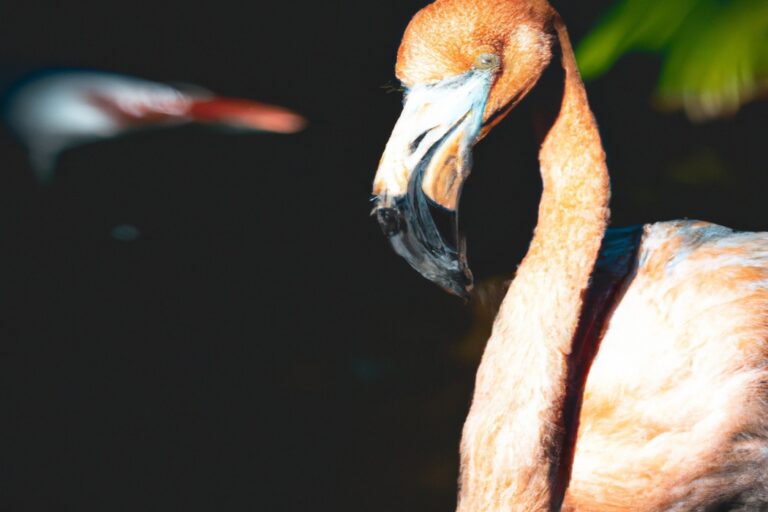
[396, 0, 555, 126]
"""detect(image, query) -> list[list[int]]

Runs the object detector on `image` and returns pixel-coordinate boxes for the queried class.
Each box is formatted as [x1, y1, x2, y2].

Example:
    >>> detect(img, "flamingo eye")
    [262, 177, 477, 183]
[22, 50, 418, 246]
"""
[474, 53, 500, 71]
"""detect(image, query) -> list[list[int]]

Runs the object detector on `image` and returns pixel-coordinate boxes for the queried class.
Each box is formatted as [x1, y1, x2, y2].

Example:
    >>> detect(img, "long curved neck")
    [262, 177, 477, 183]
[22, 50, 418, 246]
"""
[457, 19, 610, 512]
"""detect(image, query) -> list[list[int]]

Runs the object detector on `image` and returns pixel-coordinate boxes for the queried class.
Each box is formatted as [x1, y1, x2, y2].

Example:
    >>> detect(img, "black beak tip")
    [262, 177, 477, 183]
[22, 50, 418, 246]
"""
[436, 268, 473, 300]
[374, 202, 474, 300]
[375, 207, 403, 237]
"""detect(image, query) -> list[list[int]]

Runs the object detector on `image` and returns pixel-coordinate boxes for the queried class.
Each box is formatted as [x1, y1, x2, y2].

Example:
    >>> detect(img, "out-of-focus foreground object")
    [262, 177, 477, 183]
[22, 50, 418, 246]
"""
[2, 69, 306, 182]
[576, 0, 768, 120]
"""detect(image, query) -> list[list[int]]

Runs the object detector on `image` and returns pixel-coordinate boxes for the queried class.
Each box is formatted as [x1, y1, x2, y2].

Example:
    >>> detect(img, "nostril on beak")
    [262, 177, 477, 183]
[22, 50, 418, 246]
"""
[376, 207, 404, 237]
[409, 128, 433, 155]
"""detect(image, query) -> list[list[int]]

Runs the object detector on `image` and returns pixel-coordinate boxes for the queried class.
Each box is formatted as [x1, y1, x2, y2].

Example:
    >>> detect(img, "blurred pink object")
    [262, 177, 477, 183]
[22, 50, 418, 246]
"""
[4, 70, 306, 182]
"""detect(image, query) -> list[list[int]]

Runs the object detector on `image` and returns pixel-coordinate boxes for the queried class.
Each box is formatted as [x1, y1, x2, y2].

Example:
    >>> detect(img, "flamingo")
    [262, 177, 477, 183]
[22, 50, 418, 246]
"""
[371, 0, 768, 510]
[3, 69, 306, 182]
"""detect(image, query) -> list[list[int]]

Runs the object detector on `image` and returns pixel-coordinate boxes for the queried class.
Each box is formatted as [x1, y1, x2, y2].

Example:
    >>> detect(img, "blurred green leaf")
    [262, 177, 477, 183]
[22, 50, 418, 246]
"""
[576, 0, 768, 120]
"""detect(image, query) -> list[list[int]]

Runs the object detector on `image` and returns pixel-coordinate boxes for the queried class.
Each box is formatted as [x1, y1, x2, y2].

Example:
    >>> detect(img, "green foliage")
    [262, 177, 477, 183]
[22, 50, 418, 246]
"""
[576, 0, 768, 120]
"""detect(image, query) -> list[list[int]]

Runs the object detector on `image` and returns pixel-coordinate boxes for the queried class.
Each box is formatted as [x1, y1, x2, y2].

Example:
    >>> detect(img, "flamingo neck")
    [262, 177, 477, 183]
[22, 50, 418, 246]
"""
[457, 19, 610, 512]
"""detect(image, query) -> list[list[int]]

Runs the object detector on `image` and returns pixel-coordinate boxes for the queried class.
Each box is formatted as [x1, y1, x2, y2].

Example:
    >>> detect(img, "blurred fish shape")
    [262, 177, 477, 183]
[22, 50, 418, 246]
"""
[2, 69, 306, 182]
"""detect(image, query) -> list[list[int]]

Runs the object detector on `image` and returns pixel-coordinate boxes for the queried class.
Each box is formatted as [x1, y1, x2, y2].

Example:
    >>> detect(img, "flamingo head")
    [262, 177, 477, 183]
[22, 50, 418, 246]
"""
[372, 0, 557, 297]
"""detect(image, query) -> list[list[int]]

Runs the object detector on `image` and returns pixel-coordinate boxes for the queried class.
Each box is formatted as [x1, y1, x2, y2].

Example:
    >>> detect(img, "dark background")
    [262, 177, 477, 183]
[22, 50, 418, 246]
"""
[0, 1, 765, 510]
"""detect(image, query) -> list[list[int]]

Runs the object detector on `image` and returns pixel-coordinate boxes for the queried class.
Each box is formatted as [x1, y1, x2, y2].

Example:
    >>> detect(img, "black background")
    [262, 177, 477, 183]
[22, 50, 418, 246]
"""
[0, 1, 765, 510]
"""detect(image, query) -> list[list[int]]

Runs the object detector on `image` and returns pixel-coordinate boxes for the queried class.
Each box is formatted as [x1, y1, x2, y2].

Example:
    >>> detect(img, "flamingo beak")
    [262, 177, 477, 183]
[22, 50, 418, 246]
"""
[187, 98, 307, 133]
[372, 71, 493, 298]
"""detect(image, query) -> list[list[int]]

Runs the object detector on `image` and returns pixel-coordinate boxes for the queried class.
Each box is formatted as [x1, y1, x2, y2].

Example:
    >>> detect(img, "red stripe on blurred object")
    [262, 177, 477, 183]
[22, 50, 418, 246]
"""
[188, 98, 306, 133]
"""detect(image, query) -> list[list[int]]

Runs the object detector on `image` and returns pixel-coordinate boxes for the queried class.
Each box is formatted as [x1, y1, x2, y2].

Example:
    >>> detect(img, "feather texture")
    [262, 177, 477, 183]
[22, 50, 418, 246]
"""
[567, 221, 768, 511]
